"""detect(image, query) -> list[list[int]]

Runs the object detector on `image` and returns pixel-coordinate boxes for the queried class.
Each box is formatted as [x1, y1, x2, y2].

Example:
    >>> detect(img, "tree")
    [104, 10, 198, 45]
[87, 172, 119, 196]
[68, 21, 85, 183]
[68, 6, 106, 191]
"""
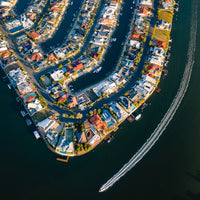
[58, 64, 63, 69]
[73, 71, 78, 76]
[97, 108, 102, 115]
[76, 113, 83, 119]
[89, 110, 93, 117]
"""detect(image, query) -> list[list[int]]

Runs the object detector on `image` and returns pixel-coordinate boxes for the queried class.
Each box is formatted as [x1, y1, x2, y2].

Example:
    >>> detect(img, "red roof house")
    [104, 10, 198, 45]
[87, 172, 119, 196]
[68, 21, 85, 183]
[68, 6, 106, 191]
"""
[90, 113, 108, 132]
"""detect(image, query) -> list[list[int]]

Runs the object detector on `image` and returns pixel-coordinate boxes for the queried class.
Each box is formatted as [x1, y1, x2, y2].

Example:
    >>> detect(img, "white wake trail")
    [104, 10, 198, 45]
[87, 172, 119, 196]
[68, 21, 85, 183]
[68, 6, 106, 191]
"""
[99, 4, 198, 192]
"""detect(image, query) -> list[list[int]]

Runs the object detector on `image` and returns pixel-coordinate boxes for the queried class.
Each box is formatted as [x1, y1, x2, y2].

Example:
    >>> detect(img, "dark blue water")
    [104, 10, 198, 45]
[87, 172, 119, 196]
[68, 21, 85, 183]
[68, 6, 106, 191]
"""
[1, 0, 200, 200]
[14, 0, 31, 15]
[40, 0, 83, 52]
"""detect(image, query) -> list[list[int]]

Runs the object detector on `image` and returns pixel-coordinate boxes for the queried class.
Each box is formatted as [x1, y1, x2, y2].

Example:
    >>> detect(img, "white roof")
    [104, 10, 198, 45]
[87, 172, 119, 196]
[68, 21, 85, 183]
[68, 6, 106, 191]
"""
[37, 118, 56, 133]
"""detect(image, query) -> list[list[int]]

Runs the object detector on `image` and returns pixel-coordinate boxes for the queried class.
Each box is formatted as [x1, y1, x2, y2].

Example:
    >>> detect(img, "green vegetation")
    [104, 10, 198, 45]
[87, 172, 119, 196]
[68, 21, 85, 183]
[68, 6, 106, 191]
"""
[158, 10, 173, 23]
[153, 28, 170, 42]
[33, 108, 54, 123]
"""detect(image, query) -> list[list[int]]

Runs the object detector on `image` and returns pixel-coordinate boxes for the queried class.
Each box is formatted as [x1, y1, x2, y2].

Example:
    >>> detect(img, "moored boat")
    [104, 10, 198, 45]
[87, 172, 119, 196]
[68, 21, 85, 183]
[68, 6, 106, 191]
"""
[33, 131, 40, 139]
[135, 114, 141, 121]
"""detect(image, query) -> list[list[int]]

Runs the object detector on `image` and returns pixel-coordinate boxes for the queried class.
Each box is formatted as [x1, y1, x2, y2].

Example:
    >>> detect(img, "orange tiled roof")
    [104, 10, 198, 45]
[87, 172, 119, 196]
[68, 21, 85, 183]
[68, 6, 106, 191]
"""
[90, 114, 108, 131]
[47, 53, 58, 63]
[139, 9, 148, 15]
[29, 31, 41, 40]
[30, 52, 42, 61]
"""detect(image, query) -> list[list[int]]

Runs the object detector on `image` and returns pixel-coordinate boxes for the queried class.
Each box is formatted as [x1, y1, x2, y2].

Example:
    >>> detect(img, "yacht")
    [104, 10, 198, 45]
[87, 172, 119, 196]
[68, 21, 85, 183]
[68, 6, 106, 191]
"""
[135, 114, 141, 121]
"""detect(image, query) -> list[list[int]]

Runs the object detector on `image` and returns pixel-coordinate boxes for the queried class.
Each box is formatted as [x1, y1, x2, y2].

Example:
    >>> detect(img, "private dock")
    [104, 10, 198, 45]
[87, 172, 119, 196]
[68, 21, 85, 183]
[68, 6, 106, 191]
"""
[56, 157, 69, 163]
[127, 115, 135, 123]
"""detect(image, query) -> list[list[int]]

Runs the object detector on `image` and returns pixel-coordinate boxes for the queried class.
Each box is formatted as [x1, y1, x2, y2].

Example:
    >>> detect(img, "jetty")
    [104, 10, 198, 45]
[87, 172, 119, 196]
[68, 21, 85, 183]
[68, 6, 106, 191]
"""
[56, 157, 69, 163]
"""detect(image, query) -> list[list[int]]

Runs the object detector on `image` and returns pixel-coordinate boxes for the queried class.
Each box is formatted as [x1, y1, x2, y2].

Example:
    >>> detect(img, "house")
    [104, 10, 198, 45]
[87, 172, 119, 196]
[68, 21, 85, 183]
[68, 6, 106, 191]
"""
[90, 113, 108, 132]
[149, 55, 163, 66]
[142, 74, 157, 85]
[68, 96, 78, 108]
[37, 118, 56, 134]
[119, 96, 136, 112]
[131, 33, 143, 40]
[77, 93, 90, 105]
[27, 99, 43, 115]
[140, 0, 152, 6]
[110, 102, 128, 121]
[50, 69, 65, 81]
[150, 47, 165, 58]
[162, 0, 173, 10]
[30, 52, 43, 62]
[0, 40, 7, 52]
[56, 127, 74, 155]
[74, 62, 83, 72]
[1, 55, 17, 68]
[47, 53, 58, 63]
[100, 19, 116, 27]
[46, 130, 59, 147]
[54, 48, 65, 59]
[8, 68, 28, 87]
[56, 136, 74, 155]
[138, 8, 148, 16]
[130, 40, 141, 49]
[88, 133, 100, 145]
[0, 0, 10, 7]
[76, 132, 87, 143]
[155, 40, 167, 49]
[93, 80, 117, 97]
[101, 109, 117, 128]
[58, 93, 69, 103]
[17, 82, 33, 95]
[29, 31, 41, 40]
[157, 20, 171, 30]
[0, 49, 12, 58]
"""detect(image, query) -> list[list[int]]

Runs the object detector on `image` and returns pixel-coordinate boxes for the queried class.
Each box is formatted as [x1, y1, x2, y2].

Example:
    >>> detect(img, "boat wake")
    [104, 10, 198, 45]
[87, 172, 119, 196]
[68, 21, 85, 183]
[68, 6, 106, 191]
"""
[99, 3, 198, 193]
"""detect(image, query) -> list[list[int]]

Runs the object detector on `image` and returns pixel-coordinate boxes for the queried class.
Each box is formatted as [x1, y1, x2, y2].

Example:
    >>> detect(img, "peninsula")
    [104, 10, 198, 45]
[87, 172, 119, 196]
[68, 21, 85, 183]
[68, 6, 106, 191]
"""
[0, 0, 177, 158]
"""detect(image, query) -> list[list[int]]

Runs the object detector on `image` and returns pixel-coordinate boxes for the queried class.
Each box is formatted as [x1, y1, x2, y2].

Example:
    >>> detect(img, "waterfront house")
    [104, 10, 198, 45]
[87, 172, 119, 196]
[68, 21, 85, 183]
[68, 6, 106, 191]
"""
[17, 81, 34, 95]
[1, 55, 17, 68]
[140, 0, 153, 6]
[110, 102, 128, 121]
[149, 55, 164, 66]
[76, 132, 87, 144]
[77, 93, 90, 105]
[150, 47, 165, 58]
[119, 96, 136, 113]
[162, 0, 173, 10]
[88, 132, 100, 145]
[0, 40, 7, 52]
[157, 20, 172, 30]
[101, 109, 117, 128]
[56, 136, 74, 155]
[154, 40, 167, 49]
[90, 113, 108, 133]
[8, 68, 28, 87]
[37, 118, 56, 134]
[27, 99, 43, 115]
[68, 96, 78, 108]
[29, 31, 41, 40]
[45, 122, 61, 147]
